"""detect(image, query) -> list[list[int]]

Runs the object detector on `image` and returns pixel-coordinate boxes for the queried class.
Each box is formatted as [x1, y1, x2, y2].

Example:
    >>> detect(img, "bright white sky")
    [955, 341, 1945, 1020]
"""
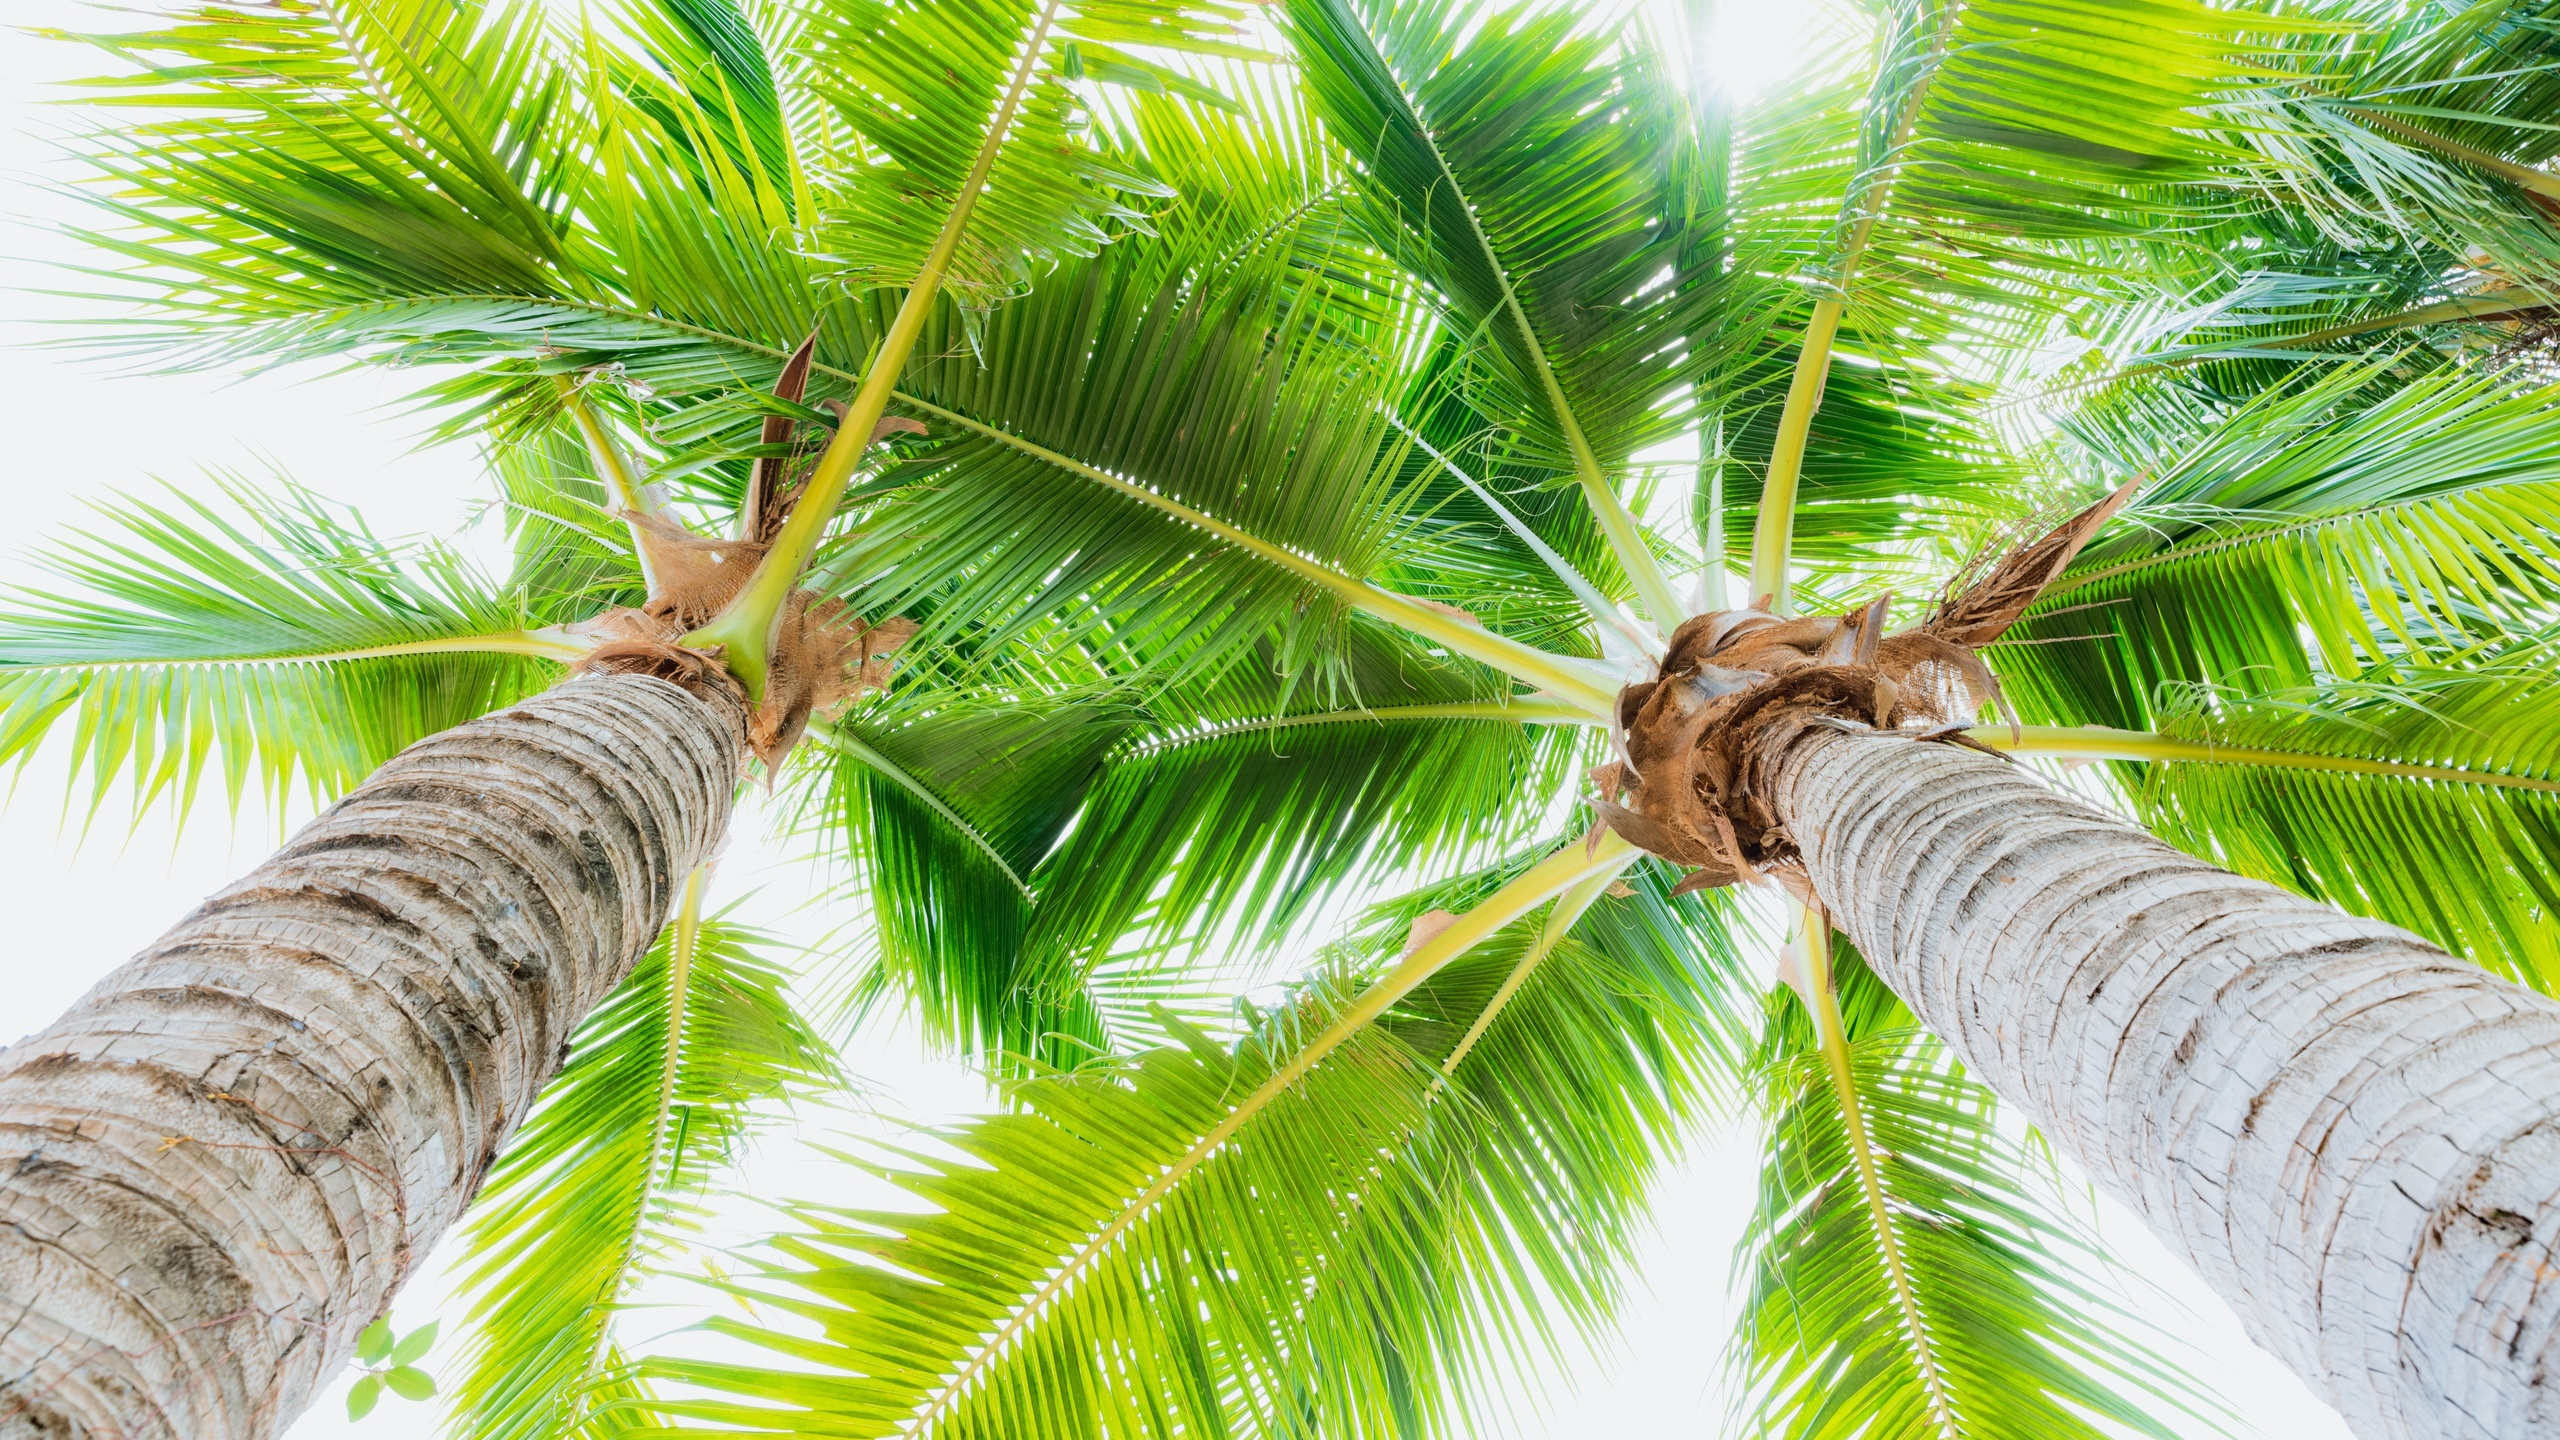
[0, 3, 2351, 1437]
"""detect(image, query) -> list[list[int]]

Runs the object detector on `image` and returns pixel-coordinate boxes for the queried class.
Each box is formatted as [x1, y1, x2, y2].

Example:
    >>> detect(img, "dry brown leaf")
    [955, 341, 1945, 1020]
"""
[1925, 477, 2145, 648]
[748, 598, 916, 773]
[619, 511, 765, 629]
[567, 606, 741, 711]
[744, 328, 822, 545]
[1592, 494, 2128, 905]
[1403, 909, 1460, 957]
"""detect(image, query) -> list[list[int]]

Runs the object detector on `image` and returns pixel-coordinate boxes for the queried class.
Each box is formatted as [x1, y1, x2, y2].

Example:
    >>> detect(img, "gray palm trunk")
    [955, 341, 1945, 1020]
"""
[0, 674, 742, 1440]
[1779, 728, 2560, 1440]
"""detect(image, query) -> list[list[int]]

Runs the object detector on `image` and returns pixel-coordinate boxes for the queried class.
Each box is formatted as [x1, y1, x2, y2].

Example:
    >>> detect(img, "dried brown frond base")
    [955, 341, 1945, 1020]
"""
[570, 595, 915, 774]
[568, 517, 764, 710]
[571, 507, 916, 774]
[1596, 480, 2139, 900]
[750, 595, 917, 771]
[571, 335, 926, 773]
[569, 607, 743, 709]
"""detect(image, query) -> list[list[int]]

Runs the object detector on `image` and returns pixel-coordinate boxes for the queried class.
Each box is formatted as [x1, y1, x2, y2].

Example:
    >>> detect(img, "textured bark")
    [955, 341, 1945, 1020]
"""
[1776, 728, 2560, 1440]
[0, 674, 744, 1440]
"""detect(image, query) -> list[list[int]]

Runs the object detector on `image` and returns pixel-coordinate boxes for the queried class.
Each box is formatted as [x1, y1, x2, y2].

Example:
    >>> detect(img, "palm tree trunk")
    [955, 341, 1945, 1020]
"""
[1775, 727, 2560, 1440]
[0, 673, 743, 1440]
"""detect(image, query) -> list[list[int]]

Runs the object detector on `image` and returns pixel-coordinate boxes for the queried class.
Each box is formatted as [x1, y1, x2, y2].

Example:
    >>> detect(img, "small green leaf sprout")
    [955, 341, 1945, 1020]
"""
[346, 1319, 439, 1421]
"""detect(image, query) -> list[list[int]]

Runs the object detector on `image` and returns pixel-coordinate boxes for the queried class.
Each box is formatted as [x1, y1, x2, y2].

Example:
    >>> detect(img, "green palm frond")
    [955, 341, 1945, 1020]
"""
[2233, 0, 2560, 297]
[448, 883, 842, 1440]
[1684, 53, 2052, 585]
[787, 0, 1265, 308]
[1728, 951, 2227, 1440]
[2003, 359, 2560, 731]
[41, 0, 1276, 453]
[839, 236, 1423, 669]
[1282, 0, 1708, 619]
[1743, 0, 2289, 599]
[1881, 0, 2266, 227]
[789, 621, 1582, 1066]
[1979, 241, 2512, 424]
[608, 0, 798, 212]
[484, 427, 650, 613]
[1018, 662, 1580, 1000]
[799, 695, 1138, 1064]
[1122, 70, 1381, 313]
[2118, 641, 2560, 990]
[50, 0, 587, 357]
[1715, 358, 2027, 585]
[1370, 852, 1761, 1227]
[1847, 0, 2282, 341]
[0, 480, 572, 817]
[645, 851, 1739, 1439]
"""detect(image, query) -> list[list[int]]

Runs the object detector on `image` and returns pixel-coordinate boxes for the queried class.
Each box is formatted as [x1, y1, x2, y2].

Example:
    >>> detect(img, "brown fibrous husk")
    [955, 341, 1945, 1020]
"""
[567, 336, 926, 771]
[570, 608, 745, 712]
[569, 591, 915, 773]
[1598, 480, 2139, 898]
[747, 594, 917, 771]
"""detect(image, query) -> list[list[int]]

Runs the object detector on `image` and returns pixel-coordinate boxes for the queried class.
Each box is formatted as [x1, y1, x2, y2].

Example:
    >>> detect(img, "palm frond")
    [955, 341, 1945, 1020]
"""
[1015, 622, 1581, 1003]
[1684, 53, 2051, 587]
[1282, 0, 1710, 620]
[2232, 2, 2560, 300]
[1715, 357, 2028, 587]
[784, 617, 1584, 1067]
[1847, 0, 2280, 348]
[788, 0, 1265, 309]
[1742, 0, 2281, 599]
[643, 846, 1741, 1439]
[2003, 359, 2560, 731]
[447, 888, 841, 1440]
[608, 0, 798, 213]
[0, 480, 570, 818]
[50, 0, 587, 352]
[2119, 640, 2560, 991]
[795, 695, 1138, 1065]
[485, 426, 651, 613]
[837, 235, 1424, 671]
[1727, 950, 2230, 1440]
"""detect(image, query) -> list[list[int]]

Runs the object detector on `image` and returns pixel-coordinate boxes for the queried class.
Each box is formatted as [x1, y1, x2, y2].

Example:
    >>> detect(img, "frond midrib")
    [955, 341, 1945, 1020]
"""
[1110, 696, 1594, 761]
[2034, 475, 2560, 601]
[812, 723, 1035, 901]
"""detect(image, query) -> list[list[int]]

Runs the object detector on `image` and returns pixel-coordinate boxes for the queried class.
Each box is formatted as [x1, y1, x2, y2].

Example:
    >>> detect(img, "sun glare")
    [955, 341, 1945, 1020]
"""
[1656, 0, 1834, 102]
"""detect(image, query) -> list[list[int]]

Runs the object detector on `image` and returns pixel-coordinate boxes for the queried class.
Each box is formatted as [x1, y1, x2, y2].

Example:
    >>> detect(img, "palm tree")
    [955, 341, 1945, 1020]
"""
[3, 3, 2558, 1440]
